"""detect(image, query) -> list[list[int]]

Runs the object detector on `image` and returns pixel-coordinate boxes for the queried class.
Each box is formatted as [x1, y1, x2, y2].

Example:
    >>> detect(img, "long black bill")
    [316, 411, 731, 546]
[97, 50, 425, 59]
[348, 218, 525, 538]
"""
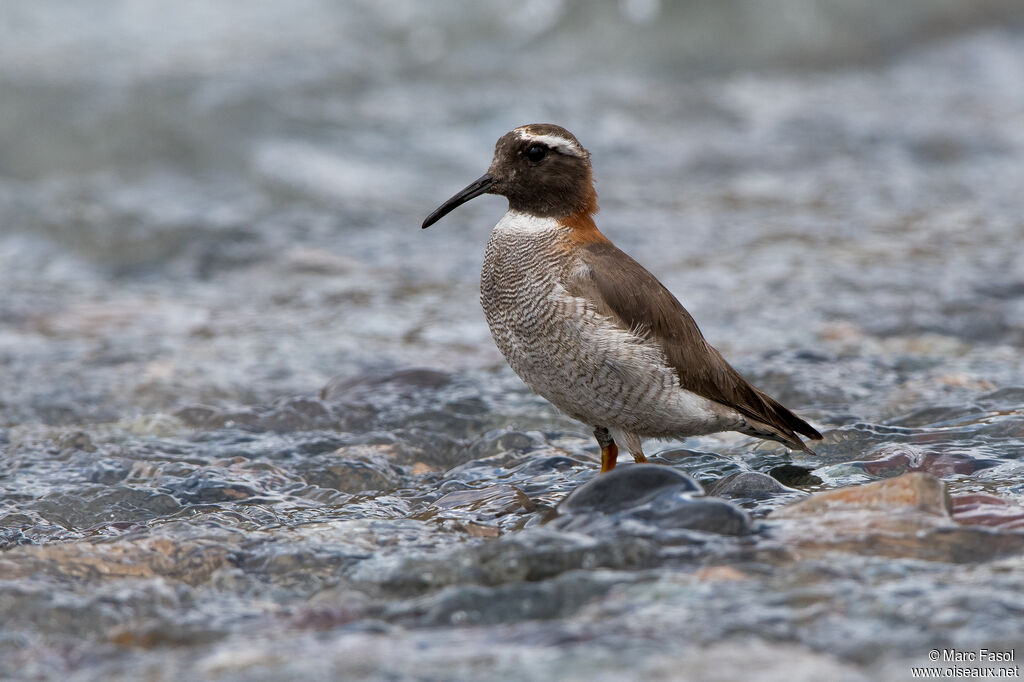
[421, 174, 495, 229]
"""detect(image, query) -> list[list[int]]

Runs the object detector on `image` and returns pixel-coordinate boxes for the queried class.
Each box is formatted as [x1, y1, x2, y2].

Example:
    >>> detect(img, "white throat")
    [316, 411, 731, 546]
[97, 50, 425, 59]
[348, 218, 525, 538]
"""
[492, 210, 562, 236]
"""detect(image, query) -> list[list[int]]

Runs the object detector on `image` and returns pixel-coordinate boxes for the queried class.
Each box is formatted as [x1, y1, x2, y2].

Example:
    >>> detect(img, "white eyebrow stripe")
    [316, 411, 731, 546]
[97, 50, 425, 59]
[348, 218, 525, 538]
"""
[515, 130, 585, 157]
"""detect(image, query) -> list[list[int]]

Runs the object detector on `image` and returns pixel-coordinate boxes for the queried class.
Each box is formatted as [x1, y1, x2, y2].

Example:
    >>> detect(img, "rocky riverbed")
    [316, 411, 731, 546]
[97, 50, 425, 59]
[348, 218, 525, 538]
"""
[2, 3, 1024, 680]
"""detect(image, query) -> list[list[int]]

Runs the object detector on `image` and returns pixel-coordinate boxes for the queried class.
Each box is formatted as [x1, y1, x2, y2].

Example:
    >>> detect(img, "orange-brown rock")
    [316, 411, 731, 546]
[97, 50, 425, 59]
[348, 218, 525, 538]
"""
[772, 471, 952, 518]
[769, 473, 1024, 563]
[0, 535, 230, 586]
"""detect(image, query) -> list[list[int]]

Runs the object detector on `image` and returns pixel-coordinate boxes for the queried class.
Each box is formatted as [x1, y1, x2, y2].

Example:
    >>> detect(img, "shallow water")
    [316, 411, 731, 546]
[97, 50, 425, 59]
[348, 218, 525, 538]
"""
[2, 3, 1024, 680]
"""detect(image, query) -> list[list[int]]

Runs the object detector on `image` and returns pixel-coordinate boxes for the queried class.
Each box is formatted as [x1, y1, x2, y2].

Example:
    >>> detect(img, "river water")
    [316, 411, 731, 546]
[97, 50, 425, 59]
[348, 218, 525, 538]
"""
[2, 2, 1024, 680]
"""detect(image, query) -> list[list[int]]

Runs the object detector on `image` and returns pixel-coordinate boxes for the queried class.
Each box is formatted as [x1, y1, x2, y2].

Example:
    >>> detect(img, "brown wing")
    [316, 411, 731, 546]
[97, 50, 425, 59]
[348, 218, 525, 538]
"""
[567, 241, 822, 450]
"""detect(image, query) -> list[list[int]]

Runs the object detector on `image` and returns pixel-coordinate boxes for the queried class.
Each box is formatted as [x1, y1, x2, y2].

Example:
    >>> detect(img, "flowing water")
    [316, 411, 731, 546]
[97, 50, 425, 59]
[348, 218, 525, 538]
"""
[2, 2, 1024, 680]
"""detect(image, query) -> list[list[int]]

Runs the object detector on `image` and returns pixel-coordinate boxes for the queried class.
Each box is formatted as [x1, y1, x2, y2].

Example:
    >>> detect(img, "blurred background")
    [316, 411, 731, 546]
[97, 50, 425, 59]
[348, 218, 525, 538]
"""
[3, 0, 1023, 423]
[2, 2, 1024, 680]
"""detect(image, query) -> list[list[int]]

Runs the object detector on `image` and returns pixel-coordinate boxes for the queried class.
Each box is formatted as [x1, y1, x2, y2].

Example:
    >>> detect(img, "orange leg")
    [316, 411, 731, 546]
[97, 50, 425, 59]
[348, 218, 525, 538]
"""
[632, 452, 648, 463]
[601, 441, 619, 473]
[594, 427, 618, 473]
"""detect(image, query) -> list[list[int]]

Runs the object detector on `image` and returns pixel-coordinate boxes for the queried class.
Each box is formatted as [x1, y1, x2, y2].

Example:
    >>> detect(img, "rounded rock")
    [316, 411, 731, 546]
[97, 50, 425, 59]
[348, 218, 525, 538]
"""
[558, 464, 702, 514]
[640, 495, 753, 536]
[707, 471, 801, 499]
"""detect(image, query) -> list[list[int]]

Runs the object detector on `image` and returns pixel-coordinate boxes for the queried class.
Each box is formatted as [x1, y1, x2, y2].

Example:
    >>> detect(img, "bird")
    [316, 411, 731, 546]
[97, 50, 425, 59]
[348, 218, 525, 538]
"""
[422, 123, 822, 473]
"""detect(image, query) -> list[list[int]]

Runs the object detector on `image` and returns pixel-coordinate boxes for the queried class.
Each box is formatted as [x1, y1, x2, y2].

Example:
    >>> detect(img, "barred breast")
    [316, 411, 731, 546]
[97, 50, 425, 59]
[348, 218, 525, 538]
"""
[480, 211, 726, 437]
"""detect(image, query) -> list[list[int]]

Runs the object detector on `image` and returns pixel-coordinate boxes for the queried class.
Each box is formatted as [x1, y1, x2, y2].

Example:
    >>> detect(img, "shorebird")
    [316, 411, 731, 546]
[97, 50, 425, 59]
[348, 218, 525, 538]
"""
[423, 124, 821, 472]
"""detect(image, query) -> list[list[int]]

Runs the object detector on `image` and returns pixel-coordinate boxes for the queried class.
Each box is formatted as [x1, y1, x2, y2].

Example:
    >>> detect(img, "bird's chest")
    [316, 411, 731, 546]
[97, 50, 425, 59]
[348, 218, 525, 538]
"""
[479, 217, 575, 362]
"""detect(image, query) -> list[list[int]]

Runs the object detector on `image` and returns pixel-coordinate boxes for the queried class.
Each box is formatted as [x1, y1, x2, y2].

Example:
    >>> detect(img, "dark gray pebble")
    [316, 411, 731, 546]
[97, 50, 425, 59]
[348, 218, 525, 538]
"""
[637, 495, 752, 536]
[559, 464, 702, 514]
[706, 471, 803, 499]
[556, 464, 752, 536]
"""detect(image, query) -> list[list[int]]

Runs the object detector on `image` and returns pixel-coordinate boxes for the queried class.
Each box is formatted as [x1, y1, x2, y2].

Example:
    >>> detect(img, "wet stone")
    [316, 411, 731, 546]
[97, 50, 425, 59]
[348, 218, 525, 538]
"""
[769, 473, 1024, 562]
[0, 533, 232, 586]
[166, 475, 261, 504]
[555, 465, 752, 537]
[320, 369, 456, 426]
[406, 572, 618, 627]
[772, 471, 952, 518]
[261, 396, 337, 431]
[422, 483, 537, 535]
[978, 386, 1024, 406]
[173, 405, 220, 427]
[294, 446, 406, 493]
[351, 527, 660, 597]
[0, 528, 32, 550]
[84, 459, 131, 485]
[429, 484, 535, 518]
[173, 396, 340, 433]
[30, 486, 183, 530]
[952, 493, 1024, 530]
[379, 429, 470, 471]
[55, 431, 96, 453]
[109, 620, 226, 649]
[288, 604, 367, 631]
[463, 429, 545, 460]
[319, 367, 513, 439]
[887, 404, 987, 428]
[647, 448, 744, 485]
[637, 496, 753, 536]
[513, 454, 583, 475]
[650, 447, 733, 466]
[769, 464, 823, 487]
[820, 443, 998, 480]
[707, 471, 805, 499]
[558, 464, 702, 514]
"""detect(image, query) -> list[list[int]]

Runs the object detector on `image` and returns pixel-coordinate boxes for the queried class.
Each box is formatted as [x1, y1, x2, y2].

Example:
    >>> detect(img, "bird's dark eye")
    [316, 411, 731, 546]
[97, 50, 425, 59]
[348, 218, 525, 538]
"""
[526, 145, 547, 163]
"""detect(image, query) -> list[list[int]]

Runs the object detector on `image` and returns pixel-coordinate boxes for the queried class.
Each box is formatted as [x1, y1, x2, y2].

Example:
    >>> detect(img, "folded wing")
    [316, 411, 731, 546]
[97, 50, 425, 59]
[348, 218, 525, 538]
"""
[567, 241, 822, 451]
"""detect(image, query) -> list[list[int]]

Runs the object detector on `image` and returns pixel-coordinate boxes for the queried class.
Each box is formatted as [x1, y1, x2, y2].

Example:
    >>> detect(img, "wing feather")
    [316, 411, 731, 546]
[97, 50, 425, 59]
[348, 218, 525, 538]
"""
[565, 241, 822, 450]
